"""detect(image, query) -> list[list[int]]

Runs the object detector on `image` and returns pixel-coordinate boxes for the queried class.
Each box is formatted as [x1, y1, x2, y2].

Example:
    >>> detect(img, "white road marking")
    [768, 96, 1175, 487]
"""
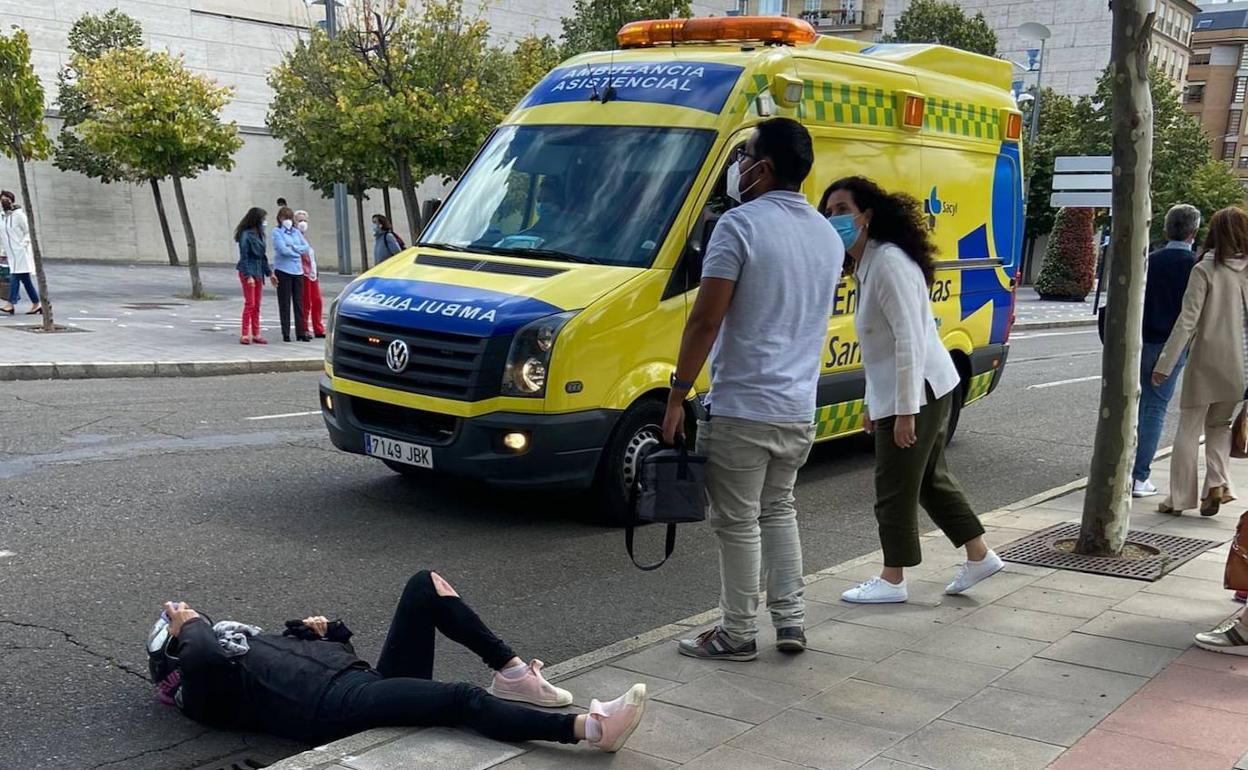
[245, 410, 322, 421]
[0, 550, 14, 559]
[1012, 329, 1099, 340]
[1027, 375, 1101, 390]
[67, 317, 117, 322]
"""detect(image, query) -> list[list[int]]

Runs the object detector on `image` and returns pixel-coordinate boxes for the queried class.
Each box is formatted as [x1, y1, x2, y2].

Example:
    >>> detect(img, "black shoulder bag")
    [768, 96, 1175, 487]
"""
[625, 439, 707, 570]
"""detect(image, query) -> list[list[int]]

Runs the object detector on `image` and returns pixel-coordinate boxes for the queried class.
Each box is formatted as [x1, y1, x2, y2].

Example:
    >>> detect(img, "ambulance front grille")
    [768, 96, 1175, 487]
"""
[333, 317, 511, 401]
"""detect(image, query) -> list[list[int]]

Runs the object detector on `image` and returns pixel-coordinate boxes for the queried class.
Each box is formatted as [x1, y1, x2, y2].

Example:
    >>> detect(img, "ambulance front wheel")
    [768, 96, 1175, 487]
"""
[595, 397, 672, 526]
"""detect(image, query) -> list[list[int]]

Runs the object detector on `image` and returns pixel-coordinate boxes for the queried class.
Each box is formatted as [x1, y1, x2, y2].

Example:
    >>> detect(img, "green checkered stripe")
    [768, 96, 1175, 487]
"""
[814, 399, 866, 439]
[923, 99, 1002, 139]
[799, 82, 895, 127]
[965, 372, 994, 404]
[731, 74, 772, 114]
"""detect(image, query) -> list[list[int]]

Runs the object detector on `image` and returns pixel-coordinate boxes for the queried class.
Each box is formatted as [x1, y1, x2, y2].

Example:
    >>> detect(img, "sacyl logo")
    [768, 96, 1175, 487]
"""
[923, 186, 958, 230]
[386, 339, 410, 373]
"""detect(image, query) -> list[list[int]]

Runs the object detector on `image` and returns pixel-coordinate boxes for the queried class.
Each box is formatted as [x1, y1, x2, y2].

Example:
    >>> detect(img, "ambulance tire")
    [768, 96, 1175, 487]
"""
[595, 398, 668, 526]
[945, 380, 965, 446]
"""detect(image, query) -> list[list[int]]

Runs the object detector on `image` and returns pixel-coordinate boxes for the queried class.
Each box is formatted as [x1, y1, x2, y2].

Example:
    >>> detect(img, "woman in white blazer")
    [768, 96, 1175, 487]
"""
[0, 190, 41, 315]
[820, 177, 1000, 605]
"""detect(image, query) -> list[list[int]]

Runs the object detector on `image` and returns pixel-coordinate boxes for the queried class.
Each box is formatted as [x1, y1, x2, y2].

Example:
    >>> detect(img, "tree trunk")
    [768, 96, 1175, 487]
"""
[150, 178, 179, 266]
[383, 186, 393, 224]
[355, 190, 370, 272]
[395, 155, 422, 245]
[169, 173, 203, 299]
[14, 154, 53, 331]
[1076, 0, 1155, 556]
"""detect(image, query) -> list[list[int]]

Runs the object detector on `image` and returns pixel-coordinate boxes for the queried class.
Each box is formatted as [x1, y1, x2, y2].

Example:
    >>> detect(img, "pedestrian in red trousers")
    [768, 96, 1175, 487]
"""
[295, 210, 325, 337]
[233, 207, 271, 345]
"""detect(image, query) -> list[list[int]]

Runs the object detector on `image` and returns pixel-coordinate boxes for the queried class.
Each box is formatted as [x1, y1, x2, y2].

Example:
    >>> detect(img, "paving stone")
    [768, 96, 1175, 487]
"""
[924, 569, 1042, 604]
[612, 641, 722, 683]
[857, 760, 928, 770]
[992, 658, 1147, 708]
[803, 577, 866, 604]
[654, 671, 816, 725]
[553, 665, 681, 709]
[1096, 694, 1248, 759]
[837, 601, 972, 635]
[1036, 631, 1183, 677]
[621, 701, 751, 764]
[942, 686, 1112, 746]
[723, 648, 868, 690]
[1174, 646, 1248, 676]
[855, 650, 1006, 699]
[1077, 610, 1211, 649]
[906, 624, 1049, 669]
[996, 587, 1116, 619]
[1139, 662, 1248, 714]
[955, 605, 1086, 642]
[800, 678, 959, 733]
[884, 720, 1063, 770]
[1000, 562, 1057, 578]
[1031, 570, 1148, 600]
[804, 620, 910, 662]
[680, 746, 807, 770]
[1142, 574, 1230, 600]
[1173, 555, 1231, 582]
[340, 728, 523, 770]
[1047, 728, 1232, 770]
[1041, 493, 1086, 513]
[1113, 591, 1239, 626]
[729, 709, 903, 770]
[493, 745, 677, 768]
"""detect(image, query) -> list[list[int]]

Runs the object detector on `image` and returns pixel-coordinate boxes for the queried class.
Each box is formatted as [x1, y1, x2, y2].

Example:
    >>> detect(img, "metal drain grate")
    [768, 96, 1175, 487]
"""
[997, 522, 1221, 581]
[189, 753, 274, 770]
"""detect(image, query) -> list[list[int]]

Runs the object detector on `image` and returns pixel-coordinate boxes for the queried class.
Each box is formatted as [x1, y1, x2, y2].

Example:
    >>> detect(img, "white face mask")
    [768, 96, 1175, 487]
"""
[296, 221, 308, 232]
[281, 219, 294, 230]
[726, 158, 763, 203]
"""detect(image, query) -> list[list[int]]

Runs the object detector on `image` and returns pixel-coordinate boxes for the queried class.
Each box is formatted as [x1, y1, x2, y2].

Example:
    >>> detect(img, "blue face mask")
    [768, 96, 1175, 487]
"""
[372, 224, 382, 236]
[827, 213, 861, 250]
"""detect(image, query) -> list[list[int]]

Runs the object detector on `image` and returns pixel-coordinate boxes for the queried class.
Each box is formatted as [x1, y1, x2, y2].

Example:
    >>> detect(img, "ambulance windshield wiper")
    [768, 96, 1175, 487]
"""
[416, 241, 470, 252]
[477, 246, 602, 265]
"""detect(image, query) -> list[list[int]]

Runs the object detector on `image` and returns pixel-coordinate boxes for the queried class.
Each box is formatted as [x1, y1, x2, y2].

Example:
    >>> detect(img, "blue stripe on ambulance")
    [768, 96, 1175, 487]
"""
[337, 278, 564, 338]
[520, 61, 745, 114]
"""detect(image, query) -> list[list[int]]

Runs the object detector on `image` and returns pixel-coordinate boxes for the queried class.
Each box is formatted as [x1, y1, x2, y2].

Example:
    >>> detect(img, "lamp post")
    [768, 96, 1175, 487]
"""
[1019, 22, 1052, 146]
[312, 0, 352, 275]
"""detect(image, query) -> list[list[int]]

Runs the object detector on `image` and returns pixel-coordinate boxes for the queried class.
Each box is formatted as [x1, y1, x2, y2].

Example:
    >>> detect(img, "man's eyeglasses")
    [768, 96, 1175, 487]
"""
[729, 146, 759, 164]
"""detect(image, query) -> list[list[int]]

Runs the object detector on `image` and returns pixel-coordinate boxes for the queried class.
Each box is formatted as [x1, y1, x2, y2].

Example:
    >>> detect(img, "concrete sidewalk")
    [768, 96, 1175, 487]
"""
[1013, 287, 1099, 331]
[270, 456, 1248, 770]
[0, 262, 353, 379]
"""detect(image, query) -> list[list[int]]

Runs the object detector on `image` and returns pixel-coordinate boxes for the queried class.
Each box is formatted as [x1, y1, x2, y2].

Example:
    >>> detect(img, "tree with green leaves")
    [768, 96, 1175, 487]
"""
[1034, 207, 1096, 300]
[53, 10, 184, 267]
[559, 0, 690, 58]
[0, 28, 55, 331]
[77, 48, 242, 298]
[882, 0, 997, 57]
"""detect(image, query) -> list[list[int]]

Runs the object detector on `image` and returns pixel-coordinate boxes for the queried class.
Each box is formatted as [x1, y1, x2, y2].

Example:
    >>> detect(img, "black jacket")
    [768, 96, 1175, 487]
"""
[1143, 244, 1198, 344]
[176, 617, 367, 740]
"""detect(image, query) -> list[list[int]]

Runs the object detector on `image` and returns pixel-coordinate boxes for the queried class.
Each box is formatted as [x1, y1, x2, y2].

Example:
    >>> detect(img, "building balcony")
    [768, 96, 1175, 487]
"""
[799, 9, 880, 31]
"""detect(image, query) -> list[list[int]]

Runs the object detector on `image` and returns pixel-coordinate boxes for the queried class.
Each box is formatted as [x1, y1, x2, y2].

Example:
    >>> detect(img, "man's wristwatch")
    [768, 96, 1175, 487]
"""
[670, 373, 695, 392]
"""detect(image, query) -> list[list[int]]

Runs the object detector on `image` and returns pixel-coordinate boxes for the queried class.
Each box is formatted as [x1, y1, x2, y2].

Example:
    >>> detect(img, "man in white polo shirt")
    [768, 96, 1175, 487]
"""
[661, 117, 844, 660]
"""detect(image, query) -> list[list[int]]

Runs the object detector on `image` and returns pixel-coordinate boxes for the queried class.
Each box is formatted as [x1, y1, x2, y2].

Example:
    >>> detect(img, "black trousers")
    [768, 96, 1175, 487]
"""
[315, 572, 578, 745]
[274, 270, 306, 339]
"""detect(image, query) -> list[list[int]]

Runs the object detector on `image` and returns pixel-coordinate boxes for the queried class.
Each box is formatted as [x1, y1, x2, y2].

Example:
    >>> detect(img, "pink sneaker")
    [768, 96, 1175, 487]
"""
[487, 659, 572, 708]
[588, 683, 648, 753]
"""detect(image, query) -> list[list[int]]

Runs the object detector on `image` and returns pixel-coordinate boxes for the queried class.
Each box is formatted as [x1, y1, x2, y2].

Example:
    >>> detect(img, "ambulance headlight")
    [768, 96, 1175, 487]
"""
[503, 311, 577, 397]
[325, 283, 359, 366]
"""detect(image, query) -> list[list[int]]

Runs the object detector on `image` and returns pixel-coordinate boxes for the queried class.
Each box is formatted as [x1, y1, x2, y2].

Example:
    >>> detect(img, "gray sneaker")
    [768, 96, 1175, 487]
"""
[775, 627, 806, 653]
[677, 627, 757, 661]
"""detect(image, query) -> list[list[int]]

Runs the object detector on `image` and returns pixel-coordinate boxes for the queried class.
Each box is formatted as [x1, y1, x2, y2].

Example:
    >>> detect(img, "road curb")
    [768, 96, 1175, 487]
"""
[0, 358, 324, 381]
[266, 463, 1140, 770]
[1013, 317, 1098, 331]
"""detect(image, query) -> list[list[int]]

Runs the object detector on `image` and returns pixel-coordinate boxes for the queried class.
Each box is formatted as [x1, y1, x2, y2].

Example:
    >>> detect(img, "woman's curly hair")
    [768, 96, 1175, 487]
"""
[820, 176, 938, 286]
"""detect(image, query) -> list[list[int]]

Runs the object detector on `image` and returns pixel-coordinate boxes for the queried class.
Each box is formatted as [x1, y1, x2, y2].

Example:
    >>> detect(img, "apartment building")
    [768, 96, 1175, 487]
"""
[727, 0, 887, 42]
[1184, 1, 1248, 182]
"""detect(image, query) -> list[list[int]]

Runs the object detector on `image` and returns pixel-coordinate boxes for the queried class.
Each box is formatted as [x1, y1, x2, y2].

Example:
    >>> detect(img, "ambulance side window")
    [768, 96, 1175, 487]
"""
[669, 144, 742, 297]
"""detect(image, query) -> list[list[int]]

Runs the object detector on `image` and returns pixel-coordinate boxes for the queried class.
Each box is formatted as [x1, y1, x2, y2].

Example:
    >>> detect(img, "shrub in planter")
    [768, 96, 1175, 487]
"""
[1035, 207, 1096, 301]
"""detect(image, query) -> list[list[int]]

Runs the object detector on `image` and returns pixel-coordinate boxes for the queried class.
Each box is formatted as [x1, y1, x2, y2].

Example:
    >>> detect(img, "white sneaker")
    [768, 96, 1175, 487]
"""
[1132, 479, 1158, 498]
[841, 576, 908, 604]
[945, 550, 1005, 595]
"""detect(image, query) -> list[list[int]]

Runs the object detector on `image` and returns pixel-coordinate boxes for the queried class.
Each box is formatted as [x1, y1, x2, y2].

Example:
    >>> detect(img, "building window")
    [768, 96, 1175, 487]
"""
[804, 0, 820, 10]
[1225, 141, 1238, 161]
[1186, 83, 1205, 102]
[1235, 77, 1248, 103]
[1238, 152, 1248, 169]
[1229, 109, 1243, 136]
[1191, 49, 1211, 66]
[758, 0, 782, 14]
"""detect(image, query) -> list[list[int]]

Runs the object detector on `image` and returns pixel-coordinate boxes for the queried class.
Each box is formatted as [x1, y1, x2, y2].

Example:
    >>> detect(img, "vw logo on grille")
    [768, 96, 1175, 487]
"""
[386, 339, 410, 373]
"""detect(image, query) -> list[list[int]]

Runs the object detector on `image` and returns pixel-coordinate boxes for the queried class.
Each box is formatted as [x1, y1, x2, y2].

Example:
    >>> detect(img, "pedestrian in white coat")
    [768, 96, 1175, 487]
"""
[0, 190, 40, 315]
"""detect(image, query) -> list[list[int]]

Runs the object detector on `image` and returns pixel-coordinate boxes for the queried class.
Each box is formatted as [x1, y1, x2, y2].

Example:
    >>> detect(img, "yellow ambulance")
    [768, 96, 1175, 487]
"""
[319, 16, 1024, 522]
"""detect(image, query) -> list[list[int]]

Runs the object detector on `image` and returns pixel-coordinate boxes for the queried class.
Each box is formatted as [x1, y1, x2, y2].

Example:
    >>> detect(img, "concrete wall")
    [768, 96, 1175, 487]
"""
[1, 0, 721, 269]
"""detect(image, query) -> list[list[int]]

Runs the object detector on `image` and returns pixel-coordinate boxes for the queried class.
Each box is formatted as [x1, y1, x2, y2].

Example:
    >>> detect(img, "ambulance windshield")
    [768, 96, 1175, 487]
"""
[422, 124, 715, 268]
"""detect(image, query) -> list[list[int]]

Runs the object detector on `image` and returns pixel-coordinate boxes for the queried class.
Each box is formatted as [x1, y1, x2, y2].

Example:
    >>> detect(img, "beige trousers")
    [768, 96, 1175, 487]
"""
[1164, 401, 1239, 511]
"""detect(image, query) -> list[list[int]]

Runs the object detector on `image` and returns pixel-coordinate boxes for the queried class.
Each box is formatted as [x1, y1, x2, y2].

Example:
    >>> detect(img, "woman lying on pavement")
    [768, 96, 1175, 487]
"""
[147, 570, 646, 752]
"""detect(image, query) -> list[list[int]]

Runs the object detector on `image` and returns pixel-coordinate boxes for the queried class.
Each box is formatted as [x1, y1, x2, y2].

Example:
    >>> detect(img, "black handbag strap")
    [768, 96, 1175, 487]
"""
[626, 522, 677, 571]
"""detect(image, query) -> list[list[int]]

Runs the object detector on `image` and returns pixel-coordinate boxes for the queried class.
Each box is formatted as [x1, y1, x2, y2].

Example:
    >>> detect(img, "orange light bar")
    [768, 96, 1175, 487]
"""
[618, 16, 818, 48]
[903, 95, 925, 128]
[1004, 112, 1023, 141]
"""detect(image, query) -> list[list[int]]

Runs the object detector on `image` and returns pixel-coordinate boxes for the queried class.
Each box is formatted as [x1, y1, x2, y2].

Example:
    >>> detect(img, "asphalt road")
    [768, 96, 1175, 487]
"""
[0, 327, 1164, 770]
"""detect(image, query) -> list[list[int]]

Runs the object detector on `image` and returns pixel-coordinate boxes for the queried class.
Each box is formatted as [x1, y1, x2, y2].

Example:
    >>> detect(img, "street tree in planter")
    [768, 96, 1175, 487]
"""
[78, 48, 242, 299]
[0, 27, 55, 331]
[882, 0, 997, 56]
[1034, 207, 1096, 301]
[54, 10, 182, 267]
